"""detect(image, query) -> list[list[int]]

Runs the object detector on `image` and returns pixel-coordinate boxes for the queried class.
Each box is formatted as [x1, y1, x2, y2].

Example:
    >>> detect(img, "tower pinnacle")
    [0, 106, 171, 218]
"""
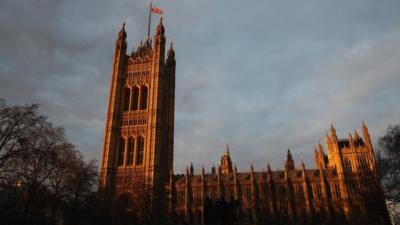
[118, 22, 127, 40]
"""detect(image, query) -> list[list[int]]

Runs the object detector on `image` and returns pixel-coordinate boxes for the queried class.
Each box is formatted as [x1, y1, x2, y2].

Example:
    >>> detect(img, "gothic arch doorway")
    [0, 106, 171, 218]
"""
[114, 192, 136, 225]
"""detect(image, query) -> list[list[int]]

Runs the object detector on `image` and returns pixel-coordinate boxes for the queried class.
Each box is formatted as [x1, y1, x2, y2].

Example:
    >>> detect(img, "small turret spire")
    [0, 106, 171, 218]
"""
[190, 162, 194, 175]
[362, 121, 369, 134]
[348, 132, 353, 140]
[286, 149, 295, 170]
[117, 21, 127, 40]
[330, 123, 336, 135]
[225, 144, 230, 155]
[211, 163, 216, 174]
[156, 16, 165, 35]
[318, 141, 323, 152]
[354, 129, 360, 139]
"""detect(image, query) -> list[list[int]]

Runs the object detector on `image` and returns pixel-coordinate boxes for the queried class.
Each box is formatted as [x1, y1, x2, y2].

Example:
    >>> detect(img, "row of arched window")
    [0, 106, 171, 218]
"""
[118, 136, 145, 166]
[123, 85, 148, 111]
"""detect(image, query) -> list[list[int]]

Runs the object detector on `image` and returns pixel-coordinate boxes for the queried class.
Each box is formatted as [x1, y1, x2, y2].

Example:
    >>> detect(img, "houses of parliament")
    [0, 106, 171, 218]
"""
[98, 18, 389, 225]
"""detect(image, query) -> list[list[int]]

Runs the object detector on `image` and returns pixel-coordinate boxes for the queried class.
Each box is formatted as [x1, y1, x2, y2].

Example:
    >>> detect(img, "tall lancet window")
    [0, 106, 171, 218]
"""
[136, 136, 145, 165]
[118, 137, 126, 166]
[126, 137, 135, 165]
[123, 87, 130, 111]
[140, 86, 148, 110]
[131, 86, 139, 110]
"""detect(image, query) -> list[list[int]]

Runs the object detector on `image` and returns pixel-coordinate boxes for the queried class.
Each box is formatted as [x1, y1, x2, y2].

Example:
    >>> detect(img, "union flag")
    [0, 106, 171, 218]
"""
[152, 7, 163, 14]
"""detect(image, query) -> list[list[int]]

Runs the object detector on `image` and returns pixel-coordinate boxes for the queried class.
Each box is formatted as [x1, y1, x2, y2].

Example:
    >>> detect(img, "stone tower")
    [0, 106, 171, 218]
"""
[99, 18, 175, 209]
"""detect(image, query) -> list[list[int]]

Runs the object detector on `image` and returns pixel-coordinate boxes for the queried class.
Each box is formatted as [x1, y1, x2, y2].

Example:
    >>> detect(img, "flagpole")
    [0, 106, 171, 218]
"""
[147, 2, 152, 38]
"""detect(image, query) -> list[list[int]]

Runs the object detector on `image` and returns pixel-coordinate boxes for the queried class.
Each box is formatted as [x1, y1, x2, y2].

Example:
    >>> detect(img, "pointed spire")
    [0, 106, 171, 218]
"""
[250, 161, 254, 173]
[118, 21, 127, 40]
[167, 42, 175, 58]
[201, 165, 205, 176]
[348, 132, 353, 140]
[330, 123, 336, 135]
[156, 16, 165, 35]
[211, 163, 216, 175]
[185, 165, 189, 176]
[190, 162, 194, 175]
[325, 130, 330, 142]
[354, 129, 360, 139]
[362, 121, 368, 130]
[286, 149, 295, 170]
[266, 161, 271, 172]
[234, 164, 237, 173]
[225, 144, 230, 156]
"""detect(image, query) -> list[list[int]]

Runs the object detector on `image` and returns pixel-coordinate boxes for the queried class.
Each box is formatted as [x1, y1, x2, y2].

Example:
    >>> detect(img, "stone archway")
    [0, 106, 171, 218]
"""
[114, 192, 137, 225]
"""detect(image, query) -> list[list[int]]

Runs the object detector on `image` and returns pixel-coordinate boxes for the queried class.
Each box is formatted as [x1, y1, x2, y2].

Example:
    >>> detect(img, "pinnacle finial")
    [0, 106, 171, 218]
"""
[354, 129, 359, 139]
[118, 21, 127, 40]
[330, 123, 336, 133]
[225, 144, 230, 155]
[190, 162, 194, 175]
[362, 121, 368, 130]
[318, 141, 323, 151]
[156, 16, 165, 35]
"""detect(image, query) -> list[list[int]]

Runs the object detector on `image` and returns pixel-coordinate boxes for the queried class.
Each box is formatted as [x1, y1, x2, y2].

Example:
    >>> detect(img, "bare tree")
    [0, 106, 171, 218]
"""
[0, 99, 42, 169]
[377, 125, 400, 201]
[0, 100, 98, 225]
[377, 125, 400, 225]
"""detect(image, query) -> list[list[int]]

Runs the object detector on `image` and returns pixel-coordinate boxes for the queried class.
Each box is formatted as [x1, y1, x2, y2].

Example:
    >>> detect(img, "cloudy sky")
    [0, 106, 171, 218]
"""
[1, 0, 399, 173]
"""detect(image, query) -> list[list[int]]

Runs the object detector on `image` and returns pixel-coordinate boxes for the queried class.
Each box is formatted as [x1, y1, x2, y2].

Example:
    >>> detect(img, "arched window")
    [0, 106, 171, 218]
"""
[131, 86, 139, 110]
[118, 137, 126, 166]
[126, 137, 135, 165]
[135, 136, 145, 165]
[344, 158, 352, 173]
[140, 86, 148, 110]
[123, 87, 130, 111]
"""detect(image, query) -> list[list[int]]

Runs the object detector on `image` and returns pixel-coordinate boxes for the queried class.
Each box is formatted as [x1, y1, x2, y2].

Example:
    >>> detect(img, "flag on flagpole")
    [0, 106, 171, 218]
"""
[152, 6, 163, 14]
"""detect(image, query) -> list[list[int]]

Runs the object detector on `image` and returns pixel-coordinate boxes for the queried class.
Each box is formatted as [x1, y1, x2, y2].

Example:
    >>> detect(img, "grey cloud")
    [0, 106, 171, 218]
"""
[1, 0, 399, 173]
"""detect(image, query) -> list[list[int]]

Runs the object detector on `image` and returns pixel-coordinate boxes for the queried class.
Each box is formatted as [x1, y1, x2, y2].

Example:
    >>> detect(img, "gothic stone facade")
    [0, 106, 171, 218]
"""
[168, 124, 382, 225]
[99, 19, 387, 225]
[99, 18, 175, 207]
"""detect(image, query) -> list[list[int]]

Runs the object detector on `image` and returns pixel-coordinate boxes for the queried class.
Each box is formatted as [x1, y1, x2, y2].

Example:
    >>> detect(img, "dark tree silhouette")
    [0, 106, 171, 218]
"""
[377, 125, 400, 225]
[0, 100, 98, 225]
